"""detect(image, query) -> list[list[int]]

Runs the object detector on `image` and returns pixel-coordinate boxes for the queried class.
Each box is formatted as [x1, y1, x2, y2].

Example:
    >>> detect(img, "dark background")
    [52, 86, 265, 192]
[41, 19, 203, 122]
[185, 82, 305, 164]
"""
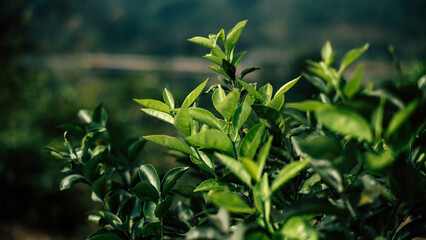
[1, 0, 425, 239]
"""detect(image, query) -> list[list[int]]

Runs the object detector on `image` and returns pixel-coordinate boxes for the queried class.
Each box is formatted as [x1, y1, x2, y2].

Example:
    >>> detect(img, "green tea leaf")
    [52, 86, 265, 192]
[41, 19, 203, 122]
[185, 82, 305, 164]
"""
[186, 129, 234, 154]
[223, 59, 236, 81]
[385, 98, 419, 138]
[161, 166, 189, 197]
[285, 101, 329, 112]
[267, 94, 285, 111]
[321, 41, 333, 64]
[209, 66, 229, 78]
[212, 85, 226, 113]
[259, 83, 273, 104]
[155, 196, 173, 218]
[216, 89, 240, 120]
[131, 180, 159, 203]
[139, 164, 161, 193]
[232, 100, 252, 131]
[280, 216, 319, 240]
[371, 97, 386, 140]
[88, 210, 123, 229]
[194, 179, 227, 192]
[274, 76, 301, 99]
[241, 157, 259, 181]
[203, 54, 223, 66]
[257, 137, 273, 180]
[174, 106, 192, 135]
[182, 79, 209, 108]
[253, 173, 271, 217]
[215, 153, 252, 186]
[143, 135, 193, 156]
[208, 191, 255, 213]
[134, 99, 170, 113]
[189, 107, 225, 130]
[141, 108, 174, 124]
[238, 80, 264, 102]
[60, 174, 89, 190]
[292, 135, 342, 159]
[188, 36, 214, 48]
[163, 88, 175, 109]
[364, 149, 394, 171]
[240, 67, 259, 80]
[232, 50, 247, 68]
[87, 232, 124, 240]
[344, 64, 364, 98]
[316, 106, 373, 142]
[141, 221, 162, 237]
[225, 20, 248, 56]
[239, 122, 266, 159]
[271, 158, 310, 193]
[252, 105, 286, 133]
[339, 43, 369, 73]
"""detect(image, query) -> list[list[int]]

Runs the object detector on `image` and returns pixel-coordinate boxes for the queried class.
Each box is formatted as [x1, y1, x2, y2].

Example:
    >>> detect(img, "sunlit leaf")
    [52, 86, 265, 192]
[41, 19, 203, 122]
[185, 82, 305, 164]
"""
[186, 129, 234, 154]
[60, 174, 89, 190]
[134, 99, 170, 113]
[239, 122, 266, 159]
[139, 164, 161, 193]
[225, 20, 248, 56]
[238, 80, 264, 102]
[188, 36, 214, 48]
[215, 153, 252, 187]
[212, 85, 226, 113]
[241, 157, 259, 180]
[267, 94, 285, 111]
[321, 41, 333, 64]
[194, 179, 227, 192]
[141, 108, 174, 124]
[216, 88, 240, 120]
[280, 216, 319, 240]
[163, 88, 175, 109]
[256, 137, 273, 180]
[182, 79, 209, 109]
[274, 76, 301, 99]
[143, 135, 193, 156]
[285, 101, 329, 112]
[232, 100, 252, 131]
[174, 106, 192, 135]
[344, 64, 364, 98]
[271, 158, 310, 193]
[339, 43, 369, 73]
[364, 149, 394, 171]
[259, 83, 273, 104]
[208, 191, 255, 213]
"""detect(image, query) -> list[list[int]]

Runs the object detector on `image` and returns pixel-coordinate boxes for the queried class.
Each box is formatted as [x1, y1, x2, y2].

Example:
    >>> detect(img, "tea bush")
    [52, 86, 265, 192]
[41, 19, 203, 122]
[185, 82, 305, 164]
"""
[48, 20, 426, 239]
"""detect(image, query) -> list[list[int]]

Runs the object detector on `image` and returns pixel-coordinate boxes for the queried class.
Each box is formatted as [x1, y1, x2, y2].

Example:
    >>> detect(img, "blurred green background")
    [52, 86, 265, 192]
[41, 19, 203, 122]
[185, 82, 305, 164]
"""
[1, 0, 425, 239]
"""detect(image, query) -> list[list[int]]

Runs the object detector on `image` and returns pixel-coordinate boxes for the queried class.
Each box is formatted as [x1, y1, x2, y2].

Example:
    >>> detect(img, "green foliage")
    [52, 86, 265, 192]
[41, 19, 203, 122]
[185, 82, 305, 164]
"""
[50, 21, 426, 239]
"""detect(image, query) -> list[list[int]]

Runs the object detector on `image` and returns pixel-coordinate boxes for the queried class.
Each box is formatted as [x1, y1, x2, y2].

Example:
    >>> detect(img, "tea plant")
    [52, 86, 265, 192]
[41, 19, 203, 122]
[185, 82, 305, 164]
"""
[49, 20, 426, 239]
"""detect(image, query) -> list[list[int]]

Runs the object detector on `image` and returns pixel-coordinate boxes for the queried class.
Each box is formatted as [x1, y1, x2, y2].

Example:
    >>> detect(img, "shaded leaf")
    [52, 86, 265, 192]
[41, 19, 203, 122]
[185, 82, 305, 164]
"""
[293, 135, 342, 159]
[161, 166, 189, 197]
[285, 101, 329, 112]
[223, 59, 236, 81]
[238, 80, 264, 102]
[131, 180, 159, 203]
[257, 137, 273, 180]
[316, 106, 373, 142]
[86, 231, 124, 240]
[240, 67, 259, 80]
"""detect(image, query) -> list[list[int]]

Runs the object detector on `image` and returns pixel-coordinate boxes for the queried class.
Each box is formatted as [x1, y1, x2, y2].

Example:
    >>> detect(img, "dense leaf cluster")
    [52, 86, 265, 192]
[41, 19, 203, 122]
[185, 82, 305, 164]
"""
[49, 21, 426, 239]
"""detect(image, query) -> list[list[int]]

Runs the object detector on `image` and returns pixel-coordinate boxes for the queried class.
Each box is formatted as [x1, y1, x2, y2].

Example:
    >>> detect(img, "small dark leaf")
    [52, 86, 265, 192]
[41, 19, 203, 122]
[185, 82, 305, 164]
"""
[222, 59, 236, 81]
[240, 67, 260, 79]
